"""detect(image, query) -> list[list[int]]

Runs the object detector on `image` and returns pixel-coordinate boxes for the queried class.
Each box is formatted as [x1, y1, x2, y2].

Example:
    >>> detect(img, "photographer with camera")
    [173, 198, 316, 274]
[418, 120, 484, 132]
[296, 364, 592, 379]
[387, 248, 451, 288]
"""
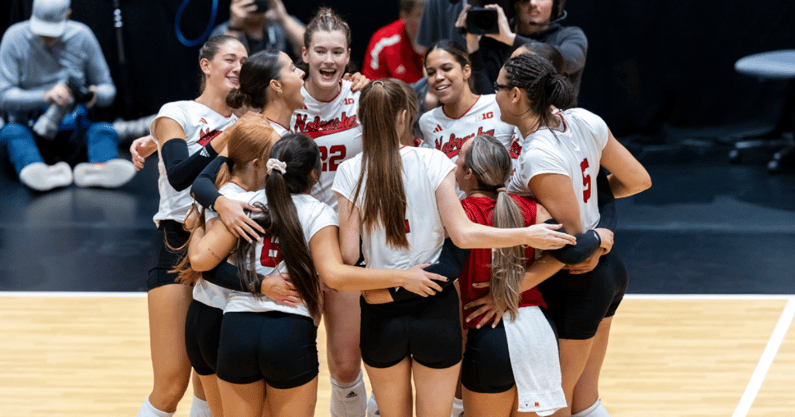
[0, 0, 136, 192]
[456, 0, 587, 97]
[212, 0, 305, 58]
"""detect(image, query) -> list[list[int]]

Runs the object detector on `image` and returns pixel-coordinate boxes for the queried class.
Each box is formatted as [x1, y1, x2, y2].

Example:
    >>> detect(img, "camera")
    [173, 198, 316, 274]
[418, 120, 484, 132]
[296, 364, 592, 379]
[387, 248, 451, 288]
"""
[33, 77, 96, 140]
[466, 7, 499, 35]
[252, 0, 268, 13]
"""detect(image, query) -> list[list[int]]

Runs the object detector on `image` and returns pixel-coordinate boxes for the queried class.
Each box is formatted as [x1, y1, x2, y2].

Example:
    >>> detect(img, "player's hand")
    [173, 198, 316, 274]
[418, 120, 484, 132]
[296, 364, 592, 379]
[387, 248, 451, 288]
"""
[595, 228, 614, 254]
[483, 4, 516, 46]
[130, 135, 157, 171]
[343, 72, 370, 92]
[214, 196, 265, 243]
[464, 289, 506, 329]
[85, 85, 99, 109]
[524, 223, 577, 250]
[567, 248, 606, 275]
[261, 273, 302, 306]
[45, 83, 73, 107]
[401, 264, 446, 297]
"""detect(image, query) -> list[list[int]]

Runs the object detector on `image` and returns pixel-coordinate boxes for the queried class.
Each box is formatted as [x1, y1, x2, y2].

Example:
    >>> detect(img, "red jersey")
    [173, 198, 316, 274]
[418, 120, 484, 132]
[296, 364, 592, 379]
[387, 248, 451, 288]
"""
[459, 195, 546, 330]
[362, 19, 424, 84]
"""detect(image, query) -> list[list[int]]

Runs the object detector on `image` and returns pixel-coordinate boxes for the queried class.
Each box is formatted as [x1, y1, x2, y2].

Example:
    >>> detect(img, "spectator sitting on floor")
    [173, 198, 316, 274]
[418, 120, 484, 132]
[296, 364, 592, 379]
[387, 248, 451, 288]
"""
[0, 0, 135, 192]
[212, 0, 305, 57]
[363, 0, 426, 84]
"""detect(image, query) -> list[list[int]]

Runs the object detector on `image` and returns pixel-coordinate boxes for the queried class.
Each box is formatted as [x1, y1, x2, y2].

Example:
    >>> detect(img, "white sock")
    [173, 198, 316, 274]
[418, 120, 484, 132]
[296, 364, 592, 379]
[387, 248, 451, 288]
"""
[366, 391, 380, 417]
[188, 394, 212, 417]
[451, 396, 465, 417]
[136, 396, 175, 417]
[571, 399, 611, 417]
[330, 370, 367, 417]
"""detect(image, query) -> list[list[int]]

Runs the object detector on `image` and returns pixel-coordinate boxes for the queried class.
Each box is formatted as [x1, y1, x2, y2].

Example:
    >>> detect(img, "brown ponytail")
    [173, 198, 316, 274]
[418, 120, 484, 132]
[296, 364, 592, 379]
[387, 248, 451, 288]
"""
[463, 135, 526, 320]
[354, 79, 411, 249]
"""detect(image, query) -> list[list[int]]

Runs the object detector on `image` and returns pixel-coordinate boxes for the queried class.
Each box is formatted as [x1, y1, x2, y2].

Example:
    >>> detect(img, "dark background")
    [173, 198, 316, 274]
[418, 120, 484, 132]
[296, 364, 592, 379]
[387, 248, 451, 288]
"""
[3, 0, 795, 137]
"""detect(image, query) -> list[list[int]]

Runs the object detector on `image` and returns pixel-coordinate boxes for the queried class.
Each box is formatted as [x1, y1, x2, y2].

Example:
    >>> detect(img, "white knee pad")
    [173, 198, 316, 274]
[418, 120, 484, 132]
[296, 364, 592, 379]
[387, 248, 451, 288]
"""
[571, 399, 611, 417]
[330, 370, 367, 417]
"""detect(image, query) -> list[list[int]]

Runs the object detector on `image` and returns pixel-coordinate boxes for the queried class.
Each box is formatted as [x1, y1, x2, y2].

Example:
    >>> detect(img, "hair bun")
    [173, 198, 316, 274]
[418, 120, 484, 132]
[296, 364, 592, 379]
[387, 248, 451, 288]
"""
[226, 88, 249, 109]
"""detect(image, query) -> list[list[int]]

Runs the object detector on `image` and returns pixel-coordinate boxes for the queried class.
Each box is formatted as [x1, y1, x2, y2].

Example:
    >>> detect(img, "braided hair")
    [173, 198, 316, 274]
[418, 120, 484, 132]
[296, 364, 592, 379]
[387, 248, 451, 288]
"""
[503, 53, 575, 131]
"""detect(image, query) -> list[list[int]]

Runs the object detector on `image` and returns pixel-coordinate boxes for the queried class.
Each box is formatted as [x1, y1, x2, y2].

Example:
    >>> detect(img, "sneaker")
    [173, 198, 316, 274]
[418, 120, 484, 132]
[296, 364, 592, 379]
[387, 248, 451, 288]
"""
[19, 161, 73, 191]
[73, 158, 136, 188]
[113, 115, 156, 142]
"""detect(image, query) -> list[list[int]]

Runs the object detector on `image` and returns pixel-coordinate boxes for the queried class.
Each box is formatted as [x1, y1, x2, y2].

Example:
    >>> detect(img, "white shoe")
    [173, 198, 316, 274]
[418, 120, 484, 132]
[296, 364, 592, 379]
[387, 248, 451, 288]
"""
[19, 161, 73, 191]
[73, 158, 136, 188]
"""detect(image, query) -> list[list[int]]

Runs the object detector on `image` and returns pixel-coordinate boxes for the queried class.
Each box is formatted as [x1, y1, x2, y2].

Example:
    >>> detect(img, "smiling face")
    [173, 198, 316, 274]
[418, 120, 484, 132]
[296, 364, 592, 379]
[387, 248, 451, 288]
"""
[202, 39, 248, 94]
[425, 48, 471, 105]
[302, 29, 350, 93]
[274, 52, 306, 111]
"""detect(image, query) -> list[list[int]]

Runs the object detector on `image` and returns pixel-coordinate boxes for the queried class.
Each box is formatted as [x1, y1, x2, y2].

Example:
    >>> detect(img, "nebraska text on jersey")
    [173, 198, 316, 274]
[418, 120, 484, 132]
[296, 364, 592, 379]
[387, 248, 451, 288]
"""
[293, 112, 359, 139]
[435, 126, 495, 158]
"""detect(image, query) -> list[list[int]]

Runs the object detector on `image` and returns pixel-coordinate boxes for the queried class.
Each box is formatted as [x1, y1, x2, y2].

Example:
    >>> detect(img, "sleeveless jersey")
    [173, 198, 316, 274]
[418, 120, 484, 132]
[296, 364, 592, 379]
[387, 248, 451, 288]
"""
[508, 108, 608, 230]
[291, 79, 363, 210]
[332, 146, 454, 271]
[151, 100, 237, 225]
[223, 192, 338, 320]
[458, 195, 546, 330]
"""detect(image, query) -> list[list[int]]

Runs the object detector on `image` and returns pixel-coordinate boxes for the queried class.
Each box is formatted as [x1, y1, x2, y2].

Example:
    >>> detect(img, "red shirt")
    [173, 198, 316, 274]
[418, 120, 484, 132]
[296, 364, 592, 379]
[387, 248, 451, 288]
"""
[362, 19, 424, 84]
[459, 195, 546, 330]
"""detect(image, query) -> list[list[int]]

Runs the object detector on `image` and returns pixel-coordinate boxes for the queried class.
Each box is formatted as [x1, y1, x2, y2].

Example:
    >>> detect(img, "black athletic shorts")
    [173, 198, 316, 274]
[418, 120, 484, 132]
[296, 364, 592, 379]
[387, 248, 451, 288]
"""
[539, 251, 628, 340]
[184, 300, 224, 376]
[461, 321, 515, 393]
[360, 284, 462, 369]
[216, 311, 319, 388]
[147, 220, 189, 290]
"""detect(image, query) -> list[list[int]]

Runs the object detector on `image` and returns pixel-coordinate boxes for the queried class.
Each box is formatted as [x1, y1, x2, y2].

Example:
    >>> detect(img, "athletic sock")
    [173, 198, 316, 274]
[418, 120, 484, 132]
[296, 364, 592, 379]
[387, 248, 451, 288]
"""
[451, 396, 465, 417]
[571, 399, 611, 417]
[188, 394, 212, 417]
[366, 391, 380, 417]
[136, 396, 175, 417]
[330, 370, 367, 417]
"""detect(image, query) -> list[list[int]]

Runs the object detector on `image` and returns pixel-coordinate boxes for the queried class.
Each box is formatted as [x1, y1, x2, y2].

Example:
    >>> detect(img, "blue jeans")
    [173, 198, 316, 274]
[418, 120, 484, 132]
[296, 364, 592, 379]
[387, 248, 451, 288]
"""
[0, 105, 118, 175]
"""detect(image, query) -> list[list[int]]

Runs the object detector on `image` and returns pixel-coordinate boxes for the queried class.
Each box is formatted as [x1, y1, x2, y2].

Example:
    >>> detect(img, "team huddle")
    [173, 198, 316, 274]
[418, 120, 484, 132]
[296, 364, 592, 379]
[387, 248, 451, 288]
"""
[131, 6, 651, 417]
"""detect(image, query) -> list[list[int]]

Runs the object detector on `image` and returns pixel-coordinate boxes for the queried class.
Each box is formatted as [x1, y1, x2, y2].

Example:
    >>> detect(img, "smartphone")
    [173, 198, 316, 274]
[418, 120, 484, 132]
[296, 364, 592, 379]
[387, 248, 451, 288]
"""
[252, 0, 268, 13]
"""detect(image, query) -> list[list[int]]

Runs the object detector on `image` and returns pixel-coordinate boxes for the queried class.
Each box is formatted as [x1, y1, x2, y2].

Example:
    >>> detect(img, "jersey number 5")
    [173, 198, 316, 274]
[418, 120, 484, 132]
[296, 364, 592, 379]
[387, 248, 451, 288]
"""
[580, 158, 592, 203]
[260, 235, 283, 268]
[319, 145, 347, 172]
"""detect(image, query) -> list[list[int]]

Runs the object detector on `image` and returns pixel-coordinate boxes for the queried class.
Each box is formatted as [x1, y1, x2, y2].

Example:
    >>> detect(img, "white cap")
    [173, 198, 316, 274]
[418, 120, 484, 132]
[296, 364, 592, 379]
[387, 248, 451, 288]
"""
[30, 0, 71, 37]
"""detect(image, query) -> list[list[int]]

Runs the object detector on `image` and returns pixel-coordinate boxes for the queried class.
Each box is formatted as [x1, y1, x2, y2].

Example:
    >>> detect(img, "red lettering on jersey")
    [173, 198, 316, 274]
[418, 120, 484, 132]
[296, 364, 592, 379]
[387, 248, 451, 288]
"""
[344, 98, 355, 105]
[260, 235, 283, 268]
[319, 145, 347, 172]
[580, 158, 592, 203]
[434, 127, 495, 159]
[509, 137, 522, 159]
[293, 112, 359, 139]
[198, 128, 222, 146]
[405, 219, 410, 233]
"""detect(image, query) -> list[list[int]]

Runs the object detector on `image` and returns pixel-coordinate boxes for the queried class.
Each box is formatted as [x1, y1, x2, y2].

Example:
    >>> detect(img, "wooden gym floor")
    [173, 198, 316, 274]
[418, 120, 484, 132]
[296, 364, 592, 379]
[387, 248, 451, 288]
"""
[1, 293, 793, 417]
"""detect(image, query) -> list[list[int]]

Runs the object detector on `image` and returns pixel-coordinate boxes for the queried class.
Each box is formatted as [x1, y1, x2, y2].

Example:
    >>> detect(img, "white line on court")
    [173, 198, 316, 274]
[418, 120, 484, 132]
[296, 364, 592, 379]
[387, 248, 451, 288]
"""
[732, 298, 795, 417]
[0, 291, 146, 298]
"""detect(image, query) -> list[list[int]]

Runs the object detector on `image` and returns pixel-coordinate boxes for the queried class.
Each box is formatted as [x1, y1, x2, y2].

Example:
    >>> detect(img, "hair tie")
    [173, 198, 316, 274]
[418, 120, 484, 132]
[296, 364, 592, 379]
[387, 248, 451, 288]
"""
[372, 80, 384, 87]
[496, 187, 507, 193]
[266, 158, 287, 175]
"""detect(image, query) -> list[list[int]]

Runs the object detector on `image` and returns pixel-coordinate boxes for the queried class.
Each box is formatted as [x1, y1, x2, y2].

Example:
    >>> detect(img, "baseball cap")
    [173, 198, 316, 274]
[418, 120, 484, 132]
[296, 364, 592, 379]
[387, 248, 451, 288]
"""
[30, 0, 71, 37]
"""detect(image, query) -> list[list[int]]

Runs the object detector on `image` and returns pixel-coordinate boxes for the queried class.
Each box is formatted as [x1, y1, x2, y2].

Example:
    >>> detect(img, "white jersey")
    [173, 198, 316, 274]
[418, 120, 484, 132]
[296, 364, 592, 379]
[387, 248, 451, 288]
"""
[508, 108, 608, 230]
[291, 79, 363, 211]
[193, 182, 252, 310]
[332, 146, 455, 271]
[419, 94, 521, 164]
[268, 118, 291, 137]
[151, 100, 237, 226]
[224, 192, 338, 320]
